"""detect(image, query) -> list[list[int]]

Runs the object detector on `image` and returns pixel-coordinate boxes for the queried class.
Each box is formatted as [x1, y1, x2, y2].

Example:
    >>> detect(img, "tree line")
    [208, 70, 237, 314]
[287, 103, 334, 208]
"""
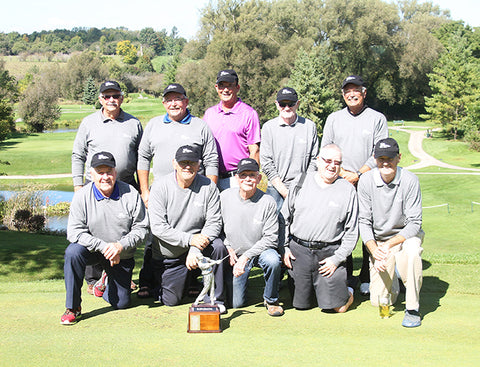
[1, 0, 480, 150]
[0, 26, 186, 58]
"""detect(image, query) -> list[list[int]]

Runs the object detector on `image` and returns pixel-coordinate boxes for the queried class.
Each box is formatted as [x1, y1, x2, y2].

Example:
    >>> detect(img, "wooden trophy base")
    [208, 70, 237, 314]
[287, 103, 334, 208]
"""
[187, 304, 221, 333]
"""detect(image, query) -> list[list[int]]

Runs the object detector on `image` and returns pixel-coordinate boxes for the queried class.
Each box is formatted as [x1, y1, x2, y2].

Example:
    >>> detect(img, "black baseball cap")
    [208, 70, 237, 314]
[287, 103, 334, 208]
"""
[99, 81, 122, 93]
[163, 83, 187, 97]
[91, 151, 116, 168]
[276, 87, 298, 102]
[216, 69, 239, 84]
[175, 145, 201, 162]
[342, 75, 365, 89]
[237, 158, 259, 174]
[374, 138, 400, 158]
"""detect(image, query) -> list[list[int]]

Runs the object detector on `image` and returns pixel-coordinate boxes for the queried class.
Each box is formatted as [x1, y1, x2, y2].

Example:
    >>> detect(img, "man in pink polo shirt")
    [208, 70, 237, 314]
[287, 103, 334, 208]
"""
[203, 69, 261, 191]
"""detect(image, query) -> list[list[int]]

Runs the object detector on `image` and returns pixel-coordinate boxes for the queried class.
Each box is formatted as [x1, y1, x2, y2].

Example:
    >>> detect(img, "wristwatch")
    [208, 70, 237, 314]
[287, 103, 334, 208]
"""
[356, 171, 362, 178]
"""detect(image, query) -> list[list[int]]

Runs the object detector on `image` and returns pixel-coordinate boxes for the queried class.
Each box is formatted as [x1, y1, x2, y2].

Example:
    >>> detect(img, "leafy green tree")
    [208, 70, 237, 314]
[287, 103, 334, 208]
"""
[62, 51, 108, 101]
[0, 60, 18, 141]
[163, 54, 179, 86]
[289, 47, 342, 135]
[139, 27, 164, 55]
[421, 30, 480, 140]
[82, 77, 98, 106]
[116, 40, 138, 64]
[17, 72, 61, 132]
[135, 55, 155, 73]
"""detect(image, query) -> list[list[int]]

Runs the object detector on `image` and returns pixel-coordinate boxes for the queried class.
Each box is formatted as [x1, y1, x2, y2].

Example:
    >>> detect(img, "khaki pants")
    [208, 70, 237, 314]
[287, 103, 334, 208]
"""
[369, 232, 424, 311]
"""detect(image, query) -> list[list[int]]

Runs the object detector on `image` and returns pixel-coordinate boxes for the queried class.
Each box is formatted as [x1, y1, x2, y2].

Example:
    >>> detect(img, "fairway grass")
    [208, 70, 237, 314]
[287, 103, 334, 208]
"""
[0, 263, 478, 366]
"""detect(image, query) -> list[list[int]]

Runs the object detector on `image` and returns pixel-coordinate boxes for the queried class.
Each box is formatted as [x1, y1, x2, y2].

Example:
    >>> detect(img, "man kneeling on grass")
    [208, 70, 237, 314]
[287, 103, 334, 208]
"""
[358, 138, 425, 327]
[282, 144, 357, 313]
[61, 151, 148, 325]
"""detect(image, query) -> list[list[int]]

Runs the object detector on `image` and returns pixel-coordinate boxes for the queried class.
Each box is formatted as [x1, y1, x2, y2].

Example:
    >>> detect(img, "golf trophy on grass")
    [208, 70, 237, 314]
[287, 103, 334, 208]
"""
[188, 254, 229, 333]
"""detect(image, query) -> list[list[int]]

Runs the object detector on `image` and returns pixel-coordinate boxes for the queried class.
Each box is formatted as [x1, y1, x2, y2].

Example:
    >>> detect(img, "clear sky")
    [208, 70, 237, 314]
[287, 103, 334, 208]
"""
[0, 0, 478, 40]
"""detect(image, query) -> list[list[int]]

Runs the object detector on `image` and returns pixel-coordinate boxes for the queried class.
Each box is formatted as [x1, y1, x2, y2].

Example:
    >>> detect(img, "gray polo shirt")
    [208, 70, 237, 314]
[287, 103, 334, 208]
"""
[148, 172, 222, 259]
[220, 187, 278, 259]
[281, 172, 358, 266]
[260, 115, 319, 188]
[67, 181, 148, 259]
[358, 167, 423, 243]
[137, 114, 218, 179]
[321, 106, 388, 172]
[72, 109, 143, 187]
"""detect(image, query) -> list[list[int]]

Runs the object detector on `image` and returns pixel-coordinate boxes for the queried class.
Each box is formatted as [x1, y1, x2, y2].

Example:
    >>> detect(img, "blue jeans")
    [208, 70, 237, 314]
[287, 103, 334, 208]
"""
[227, 248, 282, 308]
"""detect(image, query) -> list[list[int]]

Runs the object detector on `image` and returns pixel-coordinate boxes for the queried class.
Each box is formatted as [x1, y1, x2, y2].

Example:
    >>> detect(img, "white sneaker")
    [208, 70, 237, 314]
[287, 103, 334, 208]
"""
[217, 304, 227, 314]
[360, 282, 370, 295]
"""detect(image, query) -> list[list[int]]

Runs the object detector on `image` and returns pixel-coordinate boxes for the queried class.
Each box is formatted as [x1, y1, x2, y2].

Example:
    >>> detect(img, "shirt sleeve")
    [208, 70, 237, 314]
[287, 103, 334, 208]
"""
[398, 174, 422, 240]
[331, 188, 358, 266]
[365, 113, 388, 169]
[137, 120, 154, 172]
[71, 121, 88, 187]
[259, 123, 279, 182]
[201, 123, 219, 177]
[67, 189, 108, 253]
[148, 180, 192, 249]
[320, 113, 335, 147]
[243, 199, 279, 259]
[357, 175, 376, 244]
[307, 120, 319, 171]
[201, 182, 223, 241]
[246, 108, 261, 145]
[117, 192, 149, 251]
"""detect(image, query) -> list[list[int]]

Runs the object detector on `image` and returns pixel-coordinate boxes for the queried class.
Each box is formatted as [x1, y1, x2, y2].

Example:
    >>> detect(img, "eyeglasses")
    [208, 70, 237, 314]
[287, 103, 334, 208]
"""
[278, 101, 297, 108]
[101, 94, 122, 100]
[342, 88, 363, 95]
[320, 157, 342, 166]
[164, 97, 186, 104]
[238, 172, 257, 179]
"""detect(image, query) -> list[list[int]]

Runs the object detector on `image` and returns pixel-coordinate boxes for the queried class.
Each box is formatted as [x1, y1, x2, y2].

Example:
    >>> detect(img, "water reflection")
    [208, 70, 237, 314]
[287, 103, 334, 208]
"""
[0, 190, 74, 232]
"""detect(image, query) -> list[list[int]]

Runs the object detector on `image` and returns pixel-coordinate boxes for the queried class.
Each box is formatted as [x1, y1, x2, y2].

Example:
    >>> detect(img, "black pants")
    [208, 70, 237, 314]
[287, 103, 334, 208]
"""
[346, 242, 370, 284]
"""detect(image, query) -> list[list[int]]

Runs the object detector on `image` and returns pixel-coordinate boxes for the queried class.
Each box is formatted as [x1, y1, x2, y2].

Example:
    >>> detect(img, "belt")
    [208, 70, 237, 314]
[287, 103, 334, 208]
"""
[219, 170, 237, 179]
[291, 236, 340, 250]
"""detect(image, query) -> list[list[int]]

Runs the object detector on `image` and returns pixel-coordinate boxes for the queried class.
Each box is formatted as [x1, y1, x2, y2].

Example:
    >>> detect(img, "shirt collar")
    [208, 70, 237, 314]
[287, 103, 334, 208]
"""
[347, 104, 367, 117]
[92, 182, 120, 200]
[163, 109, 193, 124]
[100, 108, 124, 123]
[373, 167, 402, 187]
[278, 114, 299, 127]
[215, 98, 241, 114]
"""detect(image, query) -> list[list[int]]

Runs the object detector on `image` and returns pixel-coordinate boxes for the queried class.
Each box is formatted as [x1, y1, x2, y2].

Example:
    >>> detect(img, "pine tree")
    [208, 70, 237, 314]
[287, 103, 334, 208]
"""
[82, 77, 97, 106]
[422, 30, 480, 140]
[289, 47, 341, 136]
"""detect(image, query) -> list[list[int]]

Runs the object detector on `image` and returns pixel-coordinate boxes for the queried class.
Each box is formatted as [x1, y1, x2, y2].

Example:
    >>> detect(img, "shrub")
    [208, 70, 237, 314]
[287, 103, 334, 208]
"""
[2, 185, 47, 232]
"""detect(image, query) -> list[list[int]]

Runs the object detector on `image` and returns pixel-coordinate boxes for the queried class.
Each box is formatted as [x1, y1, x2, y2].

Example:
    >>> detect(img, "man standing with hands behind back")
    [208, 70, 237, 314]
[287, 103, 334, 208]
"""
[203, 69, 261, 191]
[321, 75, 388, 294]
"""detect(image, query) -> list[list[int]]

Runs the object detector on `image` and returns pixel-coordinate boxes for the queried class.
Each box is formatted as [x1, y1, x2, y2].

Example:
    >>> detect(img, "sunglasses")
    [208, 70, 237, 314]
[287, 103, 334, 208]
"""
[278, 101, 297, 108]
[320, 157, 342, 166]
[238, 172, 257, 179]
[101, 94, 122, 100]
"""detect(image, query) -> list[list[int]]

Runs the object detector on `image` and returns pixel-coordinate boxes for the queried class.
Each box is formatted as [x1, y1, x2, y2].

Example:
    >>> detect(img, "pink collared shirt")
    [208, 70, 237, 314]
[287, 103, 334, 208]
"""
[203, 98, 261, 173]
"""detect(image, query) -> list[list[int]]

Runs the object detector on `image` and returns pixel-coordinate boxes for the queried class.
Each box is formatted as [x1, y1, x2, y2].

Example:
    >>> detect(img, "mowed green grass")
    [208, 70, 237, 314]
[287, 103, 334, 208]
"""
[57, 93, 166, 127]
[423, 132, 480, 169]
[1, 173, 479, 365]
[0, 132, 74, 175]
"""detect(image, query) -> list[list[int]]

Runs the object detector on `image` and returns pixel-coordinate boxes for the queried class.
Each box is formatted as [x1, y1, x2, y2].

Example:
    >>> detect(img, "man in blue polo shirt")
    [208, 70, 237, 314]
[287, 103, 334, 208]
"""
[61, 151, 148, 325]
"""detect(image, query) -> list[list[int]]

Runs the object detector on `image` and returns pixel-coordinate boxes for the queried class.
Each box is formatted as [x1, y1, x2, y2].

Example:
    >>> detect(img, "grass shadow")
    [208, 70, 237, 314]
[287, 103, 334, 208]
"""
[420, 276, 449, 316]
[221, 309, 255, 330]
